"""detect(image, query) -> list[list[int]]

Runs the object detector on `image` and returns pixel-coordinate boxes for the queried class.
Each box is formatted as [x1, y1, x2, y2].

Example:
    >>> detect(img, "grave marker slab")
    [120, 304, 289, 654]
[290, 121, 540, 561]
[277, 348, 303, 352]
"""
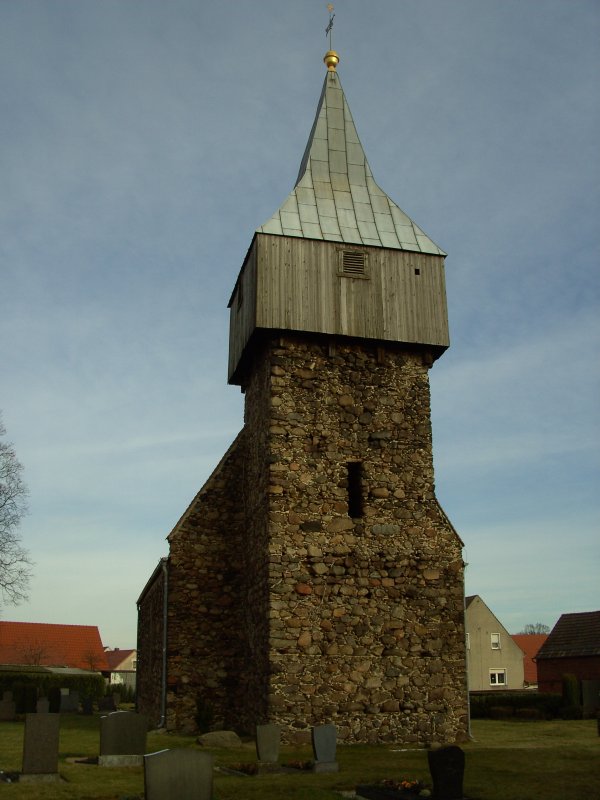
[99, 711, 148, 767]
[256, 723, 281, 764]
[427, 744, 465, 800]
[21, 713, 60, 782]
[311, 723, 339, 773]
[144, 748, 214, 800]
[60, 691, 79, 713]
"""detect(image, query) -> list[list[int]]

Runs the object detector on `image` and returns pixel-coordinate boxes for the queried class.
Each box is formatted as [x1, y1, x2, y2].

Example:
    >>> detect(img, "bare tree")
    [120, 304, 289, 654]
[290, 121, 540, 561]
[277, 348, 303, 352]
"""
[0, 415, 33, 605]
[519, 622, 550, 635]
[20, 641, 48, 666]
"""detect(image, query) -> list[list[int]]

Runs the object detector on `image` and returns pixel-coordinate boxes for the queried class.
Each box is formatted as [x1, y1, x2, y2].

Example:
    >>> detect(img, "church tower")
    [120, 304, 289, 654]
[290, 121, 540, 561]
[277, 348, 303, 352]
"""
[137, 48, 467, 745]
[226, 49, 466, 743]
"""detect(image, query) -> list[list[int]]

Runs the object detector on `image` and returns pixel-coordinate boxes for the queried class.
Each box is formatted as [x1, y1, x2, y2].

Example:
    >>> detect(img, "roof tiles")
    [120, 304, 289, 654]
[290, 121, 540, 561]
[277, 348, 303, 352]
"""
[0, 621, 109, 671]
[535, 611, 600, 660]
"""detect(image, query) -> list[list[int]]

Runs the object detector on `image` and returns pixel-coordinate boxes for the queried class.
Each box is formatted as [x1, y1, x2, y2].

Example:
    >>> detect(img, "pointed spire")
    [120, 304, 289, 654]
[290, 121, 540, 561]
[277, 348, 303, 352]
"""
[258, 58, 445, 255]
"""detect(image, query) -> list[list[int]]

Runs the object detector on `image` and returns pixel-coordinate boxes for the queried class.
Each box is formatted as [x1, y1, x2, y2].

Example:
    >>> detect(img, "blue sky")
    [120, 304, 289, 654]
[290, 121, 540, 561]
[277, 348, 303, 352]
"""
[1, 1, 598, 647]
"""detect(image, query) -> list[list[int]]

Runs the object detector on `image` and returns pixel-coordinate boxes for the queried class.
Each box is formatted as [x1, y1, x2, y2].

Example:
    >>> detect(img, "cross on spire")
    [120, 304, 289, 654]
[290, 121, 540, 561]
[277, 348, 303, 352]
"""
[325, 3, 335, 48]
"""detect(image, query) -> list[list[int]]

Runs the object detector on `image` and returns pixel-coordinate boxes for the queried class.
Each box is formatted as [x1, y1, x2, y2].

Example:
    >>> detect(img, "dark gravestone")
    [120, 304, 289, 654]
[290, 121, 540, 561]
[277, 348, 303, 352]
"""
[144, 748, 214, 800]
[427, 745, 465, 800]
[98, 695, 116, 712]
[48, 687, 61, 713]
[21, 713, 60, 782]
[99, 711, 148, 766]
[0, 691, 16, 721]
[311, 723, 339, 773]
[256, 723, 280, 764]
[81, 696, 94, 715]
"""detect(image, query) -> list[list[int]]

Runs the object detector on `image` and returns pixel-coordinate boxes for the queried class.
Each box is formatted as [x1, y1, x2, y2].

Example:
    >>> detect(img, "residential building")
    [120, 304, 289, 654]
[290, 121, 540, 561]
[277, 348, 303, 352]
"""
[511, 634, 547, 687]
[465, 596, 525, 690]
[536, 611, 600, 701]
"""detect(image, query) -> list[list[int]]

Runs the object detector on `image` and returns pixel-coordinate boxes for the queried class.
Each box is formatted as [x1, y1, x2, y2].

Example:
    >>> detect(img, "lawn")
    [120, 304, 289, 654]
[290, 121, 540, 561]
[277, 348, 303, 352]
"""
[0, 716, 598, 799]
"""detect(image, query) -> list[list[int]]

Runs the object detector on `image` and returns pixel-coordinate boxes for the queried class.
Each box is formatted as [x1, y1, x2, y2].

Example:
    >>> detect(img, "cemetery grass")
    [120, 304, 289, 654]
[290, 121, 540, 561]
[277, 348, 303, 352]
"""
[0, 717, 597, 799]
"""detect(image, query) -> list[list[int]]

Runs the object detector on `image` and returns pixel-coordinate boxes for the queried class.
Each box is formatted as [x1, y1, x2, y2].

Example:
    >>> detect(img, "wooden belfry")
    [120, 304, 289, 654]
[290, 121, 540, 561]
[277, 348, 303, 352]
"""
[137, 43, 467, 745]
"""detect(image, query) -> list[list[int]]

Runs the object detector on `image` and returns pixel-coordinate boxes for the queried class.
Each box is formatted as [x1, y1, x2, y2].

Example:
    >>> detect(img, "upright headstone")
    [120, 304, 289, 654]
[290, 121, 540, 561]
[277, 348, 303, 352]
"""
[36, 698, 50, 714]
[311, 723, 339, 773]
[427, 745, 465, 800]
[256, 723, 280, 764]
[81, 696, 94, 715]
[21, 713, 60, 782]
[0, 690, 16, 721]
[144, 749, 214, 800]
[60, 691, 79, 713]
[99, 711, 148, 767]
[98, 695, 116, 712]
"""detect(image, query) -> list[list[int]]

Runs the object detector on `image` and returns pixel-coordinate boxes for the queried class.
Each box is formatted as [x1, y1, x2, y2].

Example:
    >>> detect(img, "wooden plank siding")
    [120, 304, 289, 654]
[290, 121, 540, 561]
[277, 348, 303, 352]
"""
[228, 233, 449, 384]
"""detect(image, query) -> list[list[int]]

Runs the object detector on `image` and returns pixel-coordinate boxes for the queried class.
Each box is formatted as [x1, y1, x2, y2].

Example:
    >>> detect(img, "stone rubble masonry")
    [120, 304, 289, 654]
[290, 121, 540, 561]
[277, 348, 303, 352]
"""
[137, 332, 468, 744]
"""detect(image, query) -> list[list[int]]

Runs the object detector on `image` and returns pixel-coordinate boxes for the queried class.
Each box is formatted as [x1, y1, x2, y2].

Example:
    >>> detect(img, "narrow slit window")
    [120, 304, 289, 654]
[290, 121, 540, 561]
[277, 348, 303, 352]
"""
[347, 461, 364, 518]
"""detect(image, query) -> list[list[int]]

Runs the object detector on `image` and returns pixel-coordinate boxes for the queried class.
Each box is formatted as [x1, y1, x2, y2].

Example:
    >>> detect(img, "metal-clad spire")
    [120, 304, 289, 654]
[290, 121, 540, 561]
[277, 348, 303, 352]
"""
[258, 57, 445, 255]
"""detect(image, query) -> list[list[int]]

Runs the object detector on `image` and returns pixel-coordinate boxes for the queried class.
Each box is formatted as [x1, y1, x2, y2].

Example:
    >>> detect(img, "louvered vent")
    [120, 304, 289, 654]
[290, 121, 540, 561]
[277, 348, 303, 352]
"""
[342, 250, 366, 276]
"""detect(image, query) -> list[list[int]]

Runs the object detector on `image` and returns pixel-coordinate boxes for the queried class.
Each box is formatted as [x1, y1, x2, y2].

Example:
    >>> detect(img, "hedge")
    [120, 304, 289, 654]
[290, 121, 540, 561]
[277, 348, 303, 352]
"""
[0, 670, 105, 713]
[470, 691, 562, 720]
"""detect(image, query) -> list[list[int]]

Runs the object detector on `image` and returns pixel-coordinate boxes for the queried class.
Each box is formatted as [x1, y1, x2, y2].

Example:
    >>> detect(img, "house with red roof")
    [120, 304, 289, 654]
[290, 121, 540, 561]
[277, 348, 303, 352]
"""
[535, 611, 600, 702]
[511, 634, 548, 687]
[103, 647, 137, 691]
[0, 621, 109, 672]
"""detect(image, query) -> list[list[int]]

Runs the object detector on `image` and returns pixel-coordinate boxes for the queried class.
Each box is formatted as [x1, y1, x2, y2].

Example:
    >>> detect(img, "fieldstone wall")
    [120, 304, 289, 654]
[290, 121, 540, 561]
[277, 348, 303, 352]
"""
[242, 333, 467, 743]
[138, 331, 467, 743]
[136, 563, 166, 726]
[164, 435, 248, 733]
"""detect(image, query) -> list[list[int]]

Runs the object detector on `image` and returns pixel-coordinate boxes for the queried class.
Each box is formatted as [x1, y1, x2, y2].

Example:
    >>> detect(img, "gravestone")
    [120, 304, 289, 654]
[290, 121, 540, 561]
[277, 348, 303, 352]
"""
[60, 691, 79, 713]
[0, 691, 16, 721]
[427, 745, 465, 800]
[144, 749, 214, 800]
[98, 695, 116, 712]
[36, 698, 50, 714]
[311, 723, 339, 773]
[81, 696, 94, 715]
[21, 713, 60, 782]
[256, 723, 280, 764]
[99, 711, 148, 766]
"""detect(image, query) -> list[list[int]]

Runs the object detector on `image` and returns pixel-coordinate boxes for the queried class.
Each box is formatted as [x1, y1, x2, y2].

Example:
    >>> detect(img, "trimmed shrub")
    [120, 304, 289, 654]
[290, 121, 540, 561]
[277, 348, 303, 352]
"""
[561, 674, 580, 707]
[470, 691, 562, 720]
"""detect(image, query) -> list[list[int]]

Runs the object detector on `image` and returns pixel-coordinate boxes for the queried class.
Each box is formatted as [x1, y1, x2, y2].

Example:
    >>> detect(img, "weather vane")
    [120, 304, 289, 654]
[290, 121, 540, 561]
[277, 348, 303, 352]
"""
[325, 3, 335, 48]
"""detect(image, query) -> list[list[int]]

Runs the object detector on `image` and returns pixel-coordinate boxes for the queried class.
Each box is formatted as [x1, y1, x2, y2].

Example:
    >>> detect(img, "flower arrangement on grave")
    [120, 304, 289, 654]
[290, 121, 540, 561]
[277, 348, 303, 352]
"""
[382, 777, 431, 796]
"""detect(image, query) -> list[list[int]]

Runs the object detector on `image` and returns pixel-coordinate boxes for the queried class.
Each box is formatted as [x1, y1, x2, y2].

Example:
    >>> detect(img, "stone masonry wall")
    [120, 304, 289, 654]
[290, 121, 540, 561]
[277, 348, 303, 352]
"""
[243, 333, 467, 744]
[165, 435, 248, 734]
[136, 564, 166, 727]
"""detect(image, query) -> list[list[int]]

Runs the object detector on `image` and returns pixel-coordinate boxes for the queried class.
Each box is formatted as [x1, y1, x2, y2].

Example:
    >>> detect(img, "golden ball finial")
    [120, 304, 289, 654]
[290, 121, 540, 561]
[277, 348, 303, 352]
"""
[324, 50, 340, 71]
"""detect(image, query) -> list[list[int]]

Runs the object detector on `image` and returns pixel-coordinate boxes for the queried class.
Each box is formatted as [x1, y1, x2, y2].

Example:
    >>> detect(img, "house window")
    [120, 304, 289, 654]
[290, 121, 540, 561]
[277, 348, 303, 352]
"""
[347, 461, 364, 518]
[490, 669, 506, 686]
[491, 633, 501, 650]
